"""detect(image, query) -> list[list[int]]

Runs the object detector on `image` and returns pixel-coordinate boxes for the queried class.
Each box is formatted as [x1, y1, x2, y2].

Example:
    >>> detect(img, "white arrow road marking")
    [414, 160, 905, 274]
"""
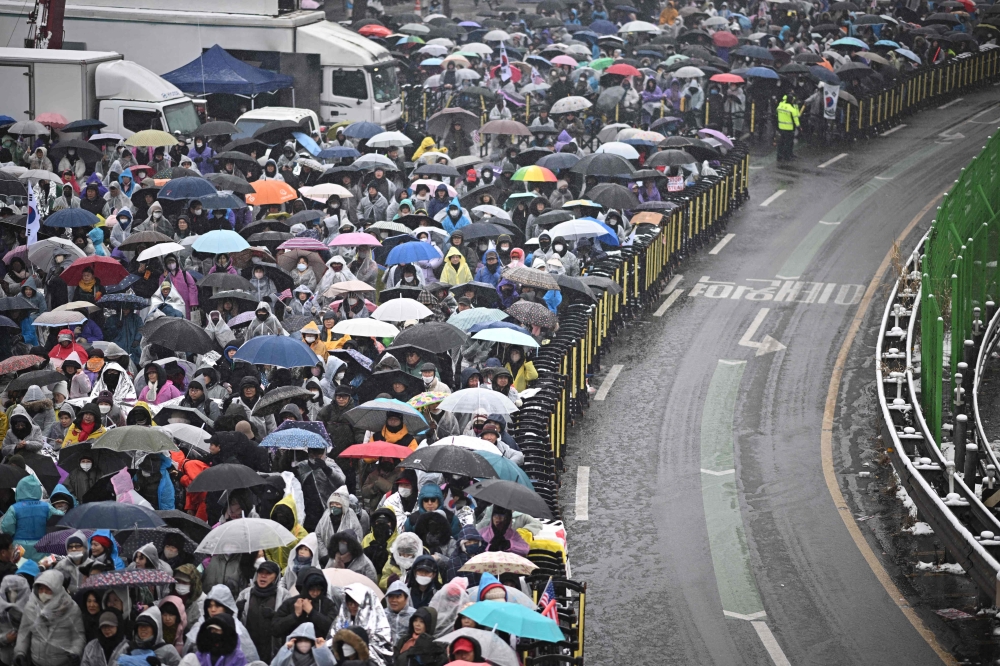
[738, 308, 786, 357]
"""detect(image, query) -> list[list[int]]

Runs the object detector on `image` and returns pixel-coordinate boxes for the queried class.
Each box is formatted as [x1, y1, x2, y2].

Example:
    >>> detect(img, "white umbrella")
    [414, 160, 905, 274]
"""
[462, 43, 493, 54]
[547, 218, 611, 241]
[7, 121, 48, 136]
[484, 29, 511, 41]
[520, 82, 550, 94]
[423, 12, 448, 21]
[27, 237, 85, 271]
[53, 301, 100, 314]
[567, 44, 592, 56]
[399, 23, 431, 35]
[415, 152, 451, 165]
[619, 20, 661, 33]
[472, 328, 540, 349]
[426, 37, 456, 47]
[595, 141, 640, 159]
[33, 310, 86, 327]
[596, 122, 632, 143]
[674, 66, 706, 78]
[158, 423, 211, 451]
[353, 154, 397, 170]
[431, 435, 502, 455]
[423, 75, 443, 89]
[0, 165, 27, 176]
[438, 387, 518, 415]
[196, 518, 296, 555]
[137, 242, 186, 262]
[299, 183, 354, 202]
[703, 15, 729, 26]
[550, 96, 593, 114]
[371, 298, 433, 322]
[616, 127, 665, 142]
[367, 131, 413, 148]
[472, 205, 511, 221]
[456, 69, 481, 82]
[332, 318, 399, 338]
[19, 169, 61, 184]
[417, 44, 449, 56]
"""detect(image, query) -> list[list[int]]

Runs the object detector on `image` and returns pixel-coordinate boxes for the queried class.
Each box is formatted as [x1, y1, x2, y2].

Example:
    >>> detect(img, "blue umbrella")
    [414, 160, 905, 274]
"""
[477, 451, 534, 489]
[448, 308, 509, 331]
[420, 57, 444, 66]
[730, 13, 752, 29]
[292, 131, 321, 157]
[386, 241, 442, 266]
[468, 321, 530, 335]
[472, 327, 540, 348]
[875, 39, 901, 47]
[43, 208, 99, 228]
[60, 501, 165, 529]
[104, 274, 141, 294]
[895, 48, 921, 64]
[199, 192, 247, 210]
[576, 217, 620, 246]
[61, 119, 106, 133]
[192, 229, 250, 254]
[318, 146, 360, 160]
[589, 19, 617, 35]
[98, 293, 149, 307]
[275, 420, 331, 446]
[260, 428, 327, 450]
[745, 66, 780, 80]
[0, 116, 15, 127]
[809, 65, 841, 84]
[526, 55, 552, 67]
[831, 36, 869, 50]
[343, 122, 384, 139]
[157, 176, 218, 201]
[234, 335, 320, 368]
[345, 398, 428, 432]
[460, 601, 564, 642]
[537, 152, 580, 171]
[733, 45, 773, 60]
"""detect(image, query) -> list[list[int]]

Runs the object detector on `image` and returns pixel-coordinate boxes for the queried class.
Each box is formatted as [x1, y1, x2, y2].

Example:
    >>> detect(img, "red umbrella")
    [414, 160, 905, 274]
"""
[712, 31, 739, 47]
[359, 24, 392, 37]
[710, 73, 745, 83]
[61, 256, 129, 286]
[339, 441, 415, 459]
[0, 355, 45, 375]
[605, 63, 642, 77]
[128, 164, 158, 178]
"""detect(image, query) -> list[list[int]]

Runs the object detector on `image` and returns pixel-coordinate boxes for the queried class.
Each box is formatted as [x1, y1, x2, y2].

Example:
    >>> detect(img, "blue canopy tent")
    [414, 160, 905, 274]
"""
[161, 45, 294, 106]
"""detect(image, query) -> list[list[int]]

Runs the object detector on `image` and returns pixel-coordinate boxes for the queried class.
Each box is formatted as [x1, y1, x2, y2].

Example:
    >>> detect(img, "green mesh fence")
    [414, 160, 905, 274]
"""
[920, 131, 1000, 443]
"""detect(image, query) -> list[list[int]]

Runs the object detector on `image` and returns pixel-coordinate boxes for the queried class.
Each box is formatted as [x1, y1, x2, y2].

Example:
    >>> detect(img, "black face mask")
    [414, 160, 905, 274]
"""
[373, 522, 391, 542]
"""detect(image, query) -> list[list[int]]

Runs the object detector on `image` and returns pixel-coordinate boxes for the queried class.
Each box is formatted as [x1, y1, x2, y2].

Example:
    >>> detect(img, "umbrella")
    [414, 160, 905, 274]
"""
[80, 569, 176, 591]
[435, 629, 519, 666]
[426, 108, 481, 135]
[7, 121, 49, 136]
[500, 266, 559, 291]
[234, 335, 321, 369]
[332, 318, 399, 338]
[317, 146, 360, 160]
[98, 293, 149, 308]
[196, 518, 296, 554]
[6, 369, 68, 391]
[61, 256, 128, 285]
[245, 180, 297, 206]
[60, 501, 165, 529]
[479, 120, 532, 136]
[200, 192, 247, 210]
[137, 242, 186, 262]
[467, 478, 554, 519]
[831, 36, 870, 49]
[277, 237, 328, 252]
[157, 177, 217, 201]
[35, 528, 96, 555]
[392, 321, 468, 352]
[43, 208, 100, 228]
[48, 139, 102, 161]
[0, 355, 44, 374]
[353, 154, 399, 172]
[0, 297, 37, 314]
[506, 301, 558, 329]
[810, 65, 841, 84]
[407, 391, 450, 411]
[152, 405, 215, 429]
[338, 442, 414, 459]
[536, 153, 580, 171]
[371, 298, 433, 322]
[274, 420, 331, 446]
[647, 149, 695, 168]
[549, 96, 593, 115]
[117, 527, 198, 560]
[188, 464, 266, 493]
[343, 122, 384, 139]
[142, 318, 215, 354]
[477, 450, 534, 488]
[460, 551, 538, 576]
[207, 290, 259, 307]
[447, 308, 508, 331]
[320, 570, 385, 601]
[431, 435, 501, 456]
[299, 184, 355, 203]
[587, 182, 640, 210]
[324, 280, 377, 298]
[125, 130, 178, 148]
[193, 230, 250, 254]
[745, 66, 780, 80]
[192, 121, 240, 138]
[459, 602, 563, 642]
[0, 316, 16, 330]
[399, 444, 497, 478]
[199, 272, 252, 291]
[570, 153, 635, 177]
[157, 510, 212, 542]
[0, 463, 28, 489]
[367, 131, 413, 148]
[61, 119, 106, 133]
[206, 173, 256, 195]
[439, 387, 518, 414]
[414, 163, 460, 178]
[328, 232, 381, 248]
[511, 166, 557, 183]
[251, 385, 314, 418]
[386, 241, 442, 265]
[33, 311, 85, 327]
[345, 398, 428, 432]
[92, 426, 178, 453]
[159, 423, 211, 451]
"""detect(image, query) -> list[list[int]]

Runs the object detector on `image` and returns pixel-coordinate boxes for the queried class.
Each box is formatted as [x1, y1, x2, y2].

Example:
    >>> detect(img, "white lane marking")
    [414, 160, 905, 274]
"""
[938, 97, 965, 110]
[881, 124, 907, 136]
[818, 153, 848, 168]
[701, 468, 736, 476]
[724, 610, 767, 621]
[738, 308, 786, 357]
[759, 189, 786, 207]
[653, 289, 684, 317]
[575, 466, 590, 521]
[818, 220, 841, 225]
[751, 621, 793, 666]
[709, 233, 736, 255]
[594, 364, 623, 401]
[662, 273, 684, 295]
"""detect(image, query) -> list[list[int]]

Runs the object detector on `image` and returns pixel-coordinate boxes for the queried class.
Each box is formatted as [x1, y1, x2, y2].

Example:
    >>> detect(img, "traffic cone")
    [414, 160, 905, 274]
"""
[414, 0, 420, 12]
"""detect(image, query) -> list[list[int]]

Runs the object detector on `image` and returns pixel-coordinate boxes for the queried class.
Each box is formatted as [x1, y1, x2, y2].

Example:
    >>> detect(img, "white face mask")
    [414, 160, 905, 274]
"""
[347, 297, 358, 305]
[6, 590, 16, 602]
[422, 375, 434, 386]
[80, 462, 92, 472]
[36, 592, 53, 603]
[297, 263, 307, 271]
[398, 486, 412, 498]
[166, 261, 176, 270]
[415, 574, 433, 586]
[99, 405, 111, 414]
[153, 212, 162, 219]
[341, 645, 356, 658]
[192, 208, 202, 216]
[304, 336, 316, 344]
[163, 547, 179, 559]
[68, 551, 85, 563]
[175, 584, 190, 596]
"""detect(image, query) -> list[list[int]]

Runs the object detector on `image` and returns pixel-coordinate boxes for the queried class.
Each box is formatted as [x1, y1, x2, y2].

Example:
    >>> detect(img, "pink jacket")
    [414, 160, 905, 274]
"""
[166, 269, 199, 317]
[138, 379, 183, 405]
[479, 525, 530, 556]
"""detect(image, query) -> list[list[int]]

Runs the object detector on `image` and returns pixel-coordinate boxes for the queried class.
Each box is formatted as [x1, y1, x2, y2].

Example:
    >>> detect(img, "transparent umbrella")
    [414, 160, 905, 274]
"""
[195, 518, 296, 555]
[438, 387, 518, 414]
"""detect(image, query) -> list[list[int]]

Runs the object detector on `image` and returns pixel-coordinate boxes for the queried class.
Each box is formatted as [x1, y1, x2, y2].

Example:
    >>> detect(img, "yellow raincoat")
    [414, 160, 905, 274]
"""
[411, 137, 443, 161]
[266, 495, 308, 570]
[440, 246, 473, 286]
[300, 321, 329, 361]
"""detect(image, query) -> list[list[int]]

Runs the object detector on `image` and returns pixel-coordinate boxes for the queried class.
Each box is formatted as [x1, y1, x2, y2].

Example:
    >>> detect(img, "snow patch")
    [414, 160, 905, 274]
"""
[895, 481, 919, 519]
[915, 561, 967, 575]
[904, 522, 934, 536]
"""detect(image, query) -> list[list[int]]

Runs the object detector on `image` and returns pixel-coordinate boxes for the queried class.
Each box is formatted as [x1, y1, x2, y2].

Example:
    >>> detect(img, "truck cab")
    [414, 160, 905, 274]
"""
[233, 107, 320, 140]
[95, 60, 201, 137]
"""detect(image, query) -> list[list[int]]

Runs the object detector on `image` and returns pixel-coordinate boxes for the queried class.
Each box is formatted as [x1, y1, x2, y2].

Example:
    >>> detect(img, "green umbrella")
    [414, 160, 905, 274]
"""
[92, 426, 178, 453]
[589, 57, 614, 70]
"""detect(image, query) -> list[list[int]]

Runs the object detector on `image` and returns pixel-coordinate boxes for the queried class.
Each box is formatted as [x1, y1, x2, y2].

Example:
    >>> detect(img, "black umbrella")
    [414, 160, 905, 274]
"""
[240, 220, 291, 238]
[392, 321, 468, 352]
[0, 464, 27, 489]
[160, 166, 202, 180]
[61, 119, 106, 133]
[455, 222, 509, 241]
[399, 445, 498, 478]
[251, 385, 314, 417]
[414, 163, 460, 178]
[22, 452, 59, 493]
[580, 274, 623, 295]
[466, 479, 554, 519]
[157, 510, 212, 542]
[188, 463, 266, 493]
[213, 151, 258, 166]
[116, 527, 199, 560]
[515, 147, 553, 167]
[199, 272, 253, 291]
[221, 137, 268, 155]
[143, 318, 215, 354]
[253, 120, 306, 145]
[570, 153, 636, 177]
[205, 173, 256, 195]
[379, 285, 424, 303]
[357, 369, 425, 403]
[60, 501, 165, 529]
[249, 261, 293, 293]
[152, 405, 215, 429]
[0, 179, 27, 197]
[779, 62, 811, 74]
[193, 121, 240, 138]
[7, 369, 68, 391]
[450, 281, 499, 306]
[461, 184, 502, 208]
[555, 274, 598, 301]
[647, 149, 696, 168]
[0, 296, 37, 312]
[58, 443, 131, 476]
[209, 290, 260, 306]
[586, 183, 640, 210]
[48, 139, 102, 161]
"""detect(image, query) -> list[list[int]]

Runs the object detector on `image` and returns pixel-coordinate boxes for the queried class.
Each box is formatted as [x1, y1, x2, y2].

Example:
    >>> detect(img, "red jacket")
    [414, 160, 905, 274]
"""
[171, 452, 209, 521]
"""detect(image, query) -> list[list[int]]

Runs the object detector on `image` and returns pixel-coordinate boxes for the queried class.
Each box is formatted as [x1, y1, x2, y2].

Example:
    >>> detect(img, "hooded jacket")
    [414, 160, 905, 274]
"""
[89, 529, 125, 570]
[272, 567, 337, 640]
[473, 248, 503, 287]
[245, 301, 286, 339]
[269, 622, 335, 666]
[392, 606, 444, 666]
[439, 247, 473, 287]
[325, 531, 379, 584]
[0, 473, 60, 553]
[0, 575, 29, 664]
[383, 581, 415, 645]
[157, 595, 188, 653]
[264, 495, 307, 570]
[112, 606, 181, 666]
[402, 485, 460, 539]
[20, 385, 55, 438]
[14, 570, 86, 666]
[314, 487, 363, 562]
[379, 532, 423, 592]
[183, 585, 259, 663]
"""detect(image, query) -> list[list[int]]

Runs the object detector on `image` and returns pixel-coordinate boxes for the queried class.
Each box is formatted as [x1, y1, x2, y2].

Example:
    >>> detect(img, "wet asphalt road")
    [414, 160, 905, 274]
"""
[559, 89, 1000, 664]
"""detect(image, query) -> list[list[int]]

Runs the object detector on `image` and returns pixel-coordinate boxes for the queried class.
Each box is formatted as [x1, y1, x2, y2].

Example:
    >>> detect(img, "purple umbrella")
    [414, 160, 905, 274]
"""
[36, 528, 97, 555]
[697, 128, 734, 148]
[80, 569, 176, 590]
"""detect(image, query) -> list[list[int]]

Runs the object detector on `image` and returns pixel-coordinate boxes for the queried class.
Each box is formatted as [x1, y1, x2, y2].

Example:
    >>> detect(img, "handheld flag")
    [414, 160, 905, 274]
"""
[539, 577, 558, 621]
[26, 184, 39, 245]
[499, 41, 513, 83]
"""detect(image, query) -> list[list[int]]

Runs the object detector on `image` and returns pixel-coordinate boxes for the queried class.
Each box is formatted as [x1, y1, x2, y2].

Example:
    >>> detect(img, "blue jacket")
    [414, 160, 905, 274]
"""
[20, 317, 37, 346]
[89, 529, 125, 569]
[1, 476, 58, 545]
[441, 197, 471, 235]
[79, 318, 103, 342]
[156, 454, 175, 510]
[474, 249, 503, 287]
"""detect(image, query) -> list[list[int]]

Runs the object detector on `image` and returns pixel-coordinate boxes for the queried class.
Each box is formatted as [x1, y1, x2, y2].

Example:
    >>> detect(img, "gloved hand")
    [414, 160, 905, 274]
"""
[146, 656, 160, 666]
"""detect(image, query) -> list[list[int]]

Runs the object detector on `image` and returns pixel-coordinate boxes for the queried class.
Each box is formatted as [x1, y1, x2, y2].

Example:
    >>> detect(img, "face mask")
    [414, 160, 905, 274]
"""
[69, 551, 85, 563]
[500, 244, 509, 252]
[256, 312, 269, 321]
[99, 405, 111, 414]
[397, 555, 415, 569]
[330, 507, 343, 519]
[192, 208, 202, 216]
[415, 574, 433, 586]
[166, 261, 176, 270]
[342, 645, 356, 658]
[554, 244, 564, 252]
[398, 486, 412, 498]
[423, 375, 434, 386]
[296, 641, 313, 654]
[163, 547, 179, 559]
[297, 263, 307, 271]
[449, 210, 460, 219]
[80, 462, 92, 472]
[335, 371, 346, 381]
[304, 336, 316, 344]
[37, 592, 53, 603]
[463, 543, 483, 556]
[347, 297, 358, 305]
[337, 542, 349, 555]
[68, 149, 76, 156]
[175, 584, 191, 596]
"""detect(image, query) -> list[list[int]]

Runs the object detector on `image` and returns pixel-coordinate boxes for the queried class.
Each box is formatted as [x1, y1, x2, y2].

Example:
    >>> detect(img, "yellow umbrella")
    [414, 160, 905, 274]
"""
[125, 130, 178, 148]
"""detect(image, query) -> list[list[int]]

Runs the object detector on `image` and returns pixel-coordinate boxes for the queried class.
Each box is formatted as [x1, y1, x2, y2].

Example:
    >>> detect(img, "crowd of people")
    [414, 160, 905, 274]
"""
[0, 0, 990, 664]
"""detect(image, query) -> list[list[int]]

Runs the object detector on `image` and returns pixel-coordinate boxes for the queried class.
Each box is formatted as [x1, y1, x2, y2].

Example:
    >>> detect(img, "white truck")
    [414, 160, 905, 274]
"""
[0, 48, 202, 136]
[0, 0, 403, 129]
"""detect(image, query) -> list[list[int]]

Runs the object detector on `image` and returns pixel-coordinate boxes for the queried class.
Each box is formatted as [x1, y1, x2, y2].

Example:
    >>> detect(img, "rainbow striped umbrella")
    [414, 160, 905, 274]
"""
[511, 165, 557, 183]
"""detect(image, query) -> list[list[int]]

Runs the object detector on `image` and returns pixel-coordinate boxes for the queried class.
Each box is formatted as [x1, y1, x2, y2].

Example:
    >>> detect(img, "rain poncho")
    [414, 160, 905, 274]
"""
[89, 362, 137, 405]
[269, 622, 335, 666]
[204, 311, 236, 349]
[2, 404, 45, 457]
[440, 247, 473, 286]
[182, 585, 259, 663]
[148, 280, 187, 318]
[245, 301, 287, 339]
[332, 584, 392, 665]
[15, 570, 86, 666]
[314, 487, 364, 562]
[0, 575, 29, 664]
[383, 581, 415, 644]
[264, 494, 308, 570]
[441, 198, 471, 235]
[316, 256, 356, 296]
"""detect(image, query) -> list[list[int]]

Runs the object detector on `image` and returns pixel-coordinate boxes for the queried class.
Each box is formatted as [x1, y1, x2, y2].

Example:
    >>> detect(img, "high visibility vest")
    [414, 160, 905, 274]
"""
[777, 101, 800, 131]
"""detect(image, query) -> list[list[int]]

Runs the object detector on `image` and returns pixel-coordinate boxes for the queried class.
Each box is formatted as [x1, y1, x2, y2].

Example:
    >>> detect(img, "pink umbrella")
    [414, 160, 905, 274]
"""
[329, 232, 382, 248]
[697, 128, 734, 148]
[330, 298, 377, 313]
[550, 55, 578, 67]
[277, 237, 329, 252]
[411, 179, 457, 197]
[3, 245, 27, 264]
[35, 112, 69, 129]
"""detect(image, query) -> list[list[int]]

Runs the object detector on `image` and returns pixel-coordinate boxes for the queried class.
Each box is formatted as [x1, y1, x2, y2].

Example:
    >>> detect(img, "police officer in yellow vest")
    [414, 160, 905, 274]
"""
[776, 95, 801, 161]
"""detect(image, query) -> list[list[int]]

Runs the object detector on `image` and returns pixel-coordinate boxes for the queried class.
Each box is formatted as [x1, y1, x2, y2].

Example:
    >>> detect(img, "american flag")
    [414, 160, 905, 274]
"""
[539, 578, 558, 621]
